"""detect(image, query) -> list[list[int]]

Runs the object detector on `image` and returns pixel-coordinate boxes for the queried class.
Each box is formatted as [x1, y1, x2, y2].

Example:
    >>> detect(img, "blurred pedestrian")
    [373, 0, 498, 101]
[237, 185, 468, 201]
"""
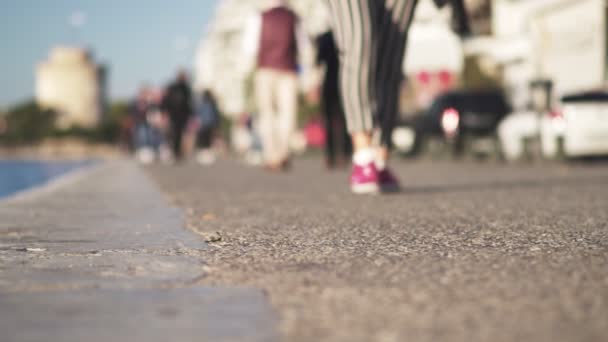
[130, 86, 163, 164]
[314, 30, 351, 169]
[194, 89, 220, 165]
[326, 0, 469, 193]
[162, 70, 193, 161]
[242, 0, 314, 172]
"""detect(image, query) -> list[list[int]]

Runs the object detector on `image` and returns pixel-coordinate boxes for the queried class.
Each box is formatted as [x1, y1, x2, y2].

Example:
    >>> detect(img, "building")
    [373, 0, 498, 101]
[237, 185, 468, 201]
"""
[36, 47, 107, 129]
[465, 0, 607, 109]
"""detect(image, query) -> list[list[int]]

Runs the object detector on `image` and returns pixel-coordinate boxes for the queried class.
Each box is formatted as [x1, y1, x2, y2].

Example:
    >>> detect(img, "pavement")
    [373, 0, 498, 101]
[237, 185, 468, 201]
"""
[146, 157, 608, 342]
[0, 161, 278, 342]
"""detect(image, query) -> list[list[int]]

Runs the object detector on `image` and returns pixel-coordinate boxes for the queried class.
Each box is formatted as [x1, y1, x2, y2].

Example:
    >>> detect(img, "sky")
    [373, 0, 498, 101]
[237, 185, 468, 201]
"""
[0, 0, 218, 108]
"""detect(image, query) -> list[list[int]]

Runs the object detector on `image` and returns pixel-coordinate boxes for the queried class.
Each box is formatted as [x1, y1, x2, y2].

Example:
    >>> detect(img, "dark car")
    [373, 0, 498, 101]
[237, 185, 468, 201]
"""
[394, 89, 511, 156]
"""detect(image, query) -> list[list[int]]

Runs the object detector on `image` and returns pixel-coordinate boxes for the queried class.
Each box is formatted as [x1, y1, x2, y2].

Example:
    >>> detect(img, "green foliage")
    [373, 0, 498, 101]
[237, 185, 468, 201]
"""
[51, 125, 99, 141]
[99, 101, 129, 143]
[0, 100, 57, 145]
[52, 101, 130, 143]
[0, 99, 131, 146]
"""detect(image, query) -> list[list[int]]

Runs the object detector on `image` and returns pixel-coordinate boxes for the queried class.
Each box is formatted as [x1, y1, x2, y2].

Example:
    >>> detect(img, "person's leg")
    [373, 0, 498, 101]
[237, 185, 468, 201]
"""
[202, 127, 213, 149]
[171, 122, 182, 159]
[195, 125, 204, 149]
[327, 0, 379, 193]
[322, 96, 337, 168]
[334, 97, 352, 163]
[324, 96, 351, 167]
[151, 125, 162, 152]
[375, 0, 418, 163]
[255, 70, 280, 167]
[135, 123, 155, 164]
[196, 126, 216, 165]
[196, 124, 212, 149]
[171, 120, 185, 160]
[276, 72, 298, 168]
[134, 123, 145, 150]
[327, 0, 375, 142]
[373, 0, 418, 190]
[157, 115, 173, 163]
[178, 124, 186, 160]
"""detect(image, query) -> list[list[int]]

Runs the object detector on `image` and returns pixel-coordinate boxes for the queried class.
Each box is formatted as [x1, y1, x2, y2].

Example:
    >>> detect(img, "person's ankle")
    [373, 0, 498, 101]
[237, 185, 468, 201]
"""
[375, 146, 389, 171]
[375, 158, 387, 171]
[353, 148, 375, 166]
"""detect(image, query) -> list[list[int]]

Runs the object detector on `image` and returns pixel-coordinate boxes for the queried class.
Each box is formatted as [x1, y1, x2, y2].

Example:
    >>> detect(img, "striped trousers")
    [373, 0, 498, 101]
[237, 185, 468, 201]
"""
[327, 0, 418, 146]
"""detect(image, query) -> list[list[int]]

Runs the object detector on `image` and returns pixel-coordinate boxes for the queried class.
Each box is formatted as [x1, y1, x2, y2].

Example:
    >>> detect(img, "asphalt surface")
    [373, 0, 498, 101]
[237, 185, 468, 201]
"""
[148, 157, 608, 342]
[0, 161, 278, 342]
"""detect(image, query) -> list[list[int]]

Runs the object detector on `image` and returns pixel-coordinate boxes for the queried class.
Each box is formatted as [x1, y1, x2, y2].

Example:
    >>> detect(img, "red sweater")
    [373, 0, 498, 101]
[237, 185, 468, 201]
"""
[258, 7, 298, 72]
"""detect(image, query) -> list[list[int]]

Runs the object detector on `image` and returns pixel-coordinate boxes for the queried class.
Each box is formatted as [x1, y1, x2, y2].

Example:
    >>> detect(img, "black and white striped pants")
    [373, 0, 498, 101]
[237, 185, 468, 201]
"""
[327, 0, 418, 146]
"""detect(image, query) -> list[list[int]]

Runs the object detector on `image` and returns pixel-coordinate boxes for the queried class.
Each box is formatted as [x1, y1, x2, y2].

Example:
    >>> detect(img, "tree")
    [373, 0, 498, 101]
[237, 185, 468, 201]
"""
[0, 100, 56, 145]
[98, 100, 130, 143]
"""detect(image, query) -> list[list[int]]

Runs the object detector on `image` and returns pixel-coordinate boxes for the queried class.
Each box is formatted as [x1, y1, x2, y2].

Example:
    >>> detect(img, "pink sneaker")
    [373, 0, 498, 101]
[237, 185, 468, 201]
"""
[350, 163, 379, 194]
[378, 168, 401, 193]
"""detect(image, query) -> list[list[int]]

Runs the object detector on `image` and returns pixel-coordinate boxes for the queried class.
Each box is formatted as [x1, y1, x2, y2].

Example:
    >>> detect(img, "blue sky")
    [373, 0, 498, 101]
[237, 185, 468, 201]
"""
[0, 0, 217, 108]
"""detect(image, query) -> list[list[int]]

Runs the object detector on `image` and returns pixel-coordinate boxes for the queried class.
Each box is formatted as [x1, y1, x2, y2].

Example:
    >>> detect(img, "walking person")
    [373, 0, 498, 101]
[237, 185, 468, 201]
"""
[242, 0, 313, 172]
[130, 86, 163, 164]
[162, 71, 193, 161]
[194, 90, 220, 165]
[314, 30, 351, 169]
[326, 0, 469, 193]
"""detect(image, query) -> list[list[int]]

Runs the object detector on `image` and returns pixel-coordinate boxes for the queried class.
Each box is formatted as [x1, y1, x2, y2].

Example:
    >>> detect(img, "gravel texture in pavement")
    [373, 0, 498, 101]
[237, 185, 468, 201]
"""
[148, 158, 608, 342]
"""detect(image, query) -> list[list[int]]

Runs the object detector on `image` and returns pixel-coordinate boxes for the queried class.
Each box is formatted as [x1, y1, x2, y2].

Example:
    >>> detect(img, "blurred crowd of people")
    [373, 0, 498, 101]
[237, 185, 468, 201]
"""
[126, 0, 470, 195]
[126, 71, 219, 165]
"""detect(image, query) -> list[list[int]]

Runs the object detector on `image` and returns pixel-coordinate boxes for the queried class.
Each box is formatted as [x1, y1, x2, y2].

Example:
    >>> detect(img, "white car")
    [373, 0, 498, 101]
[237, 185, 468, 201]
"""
[499, 92, 608, 160]
[550, 93, 608, 157]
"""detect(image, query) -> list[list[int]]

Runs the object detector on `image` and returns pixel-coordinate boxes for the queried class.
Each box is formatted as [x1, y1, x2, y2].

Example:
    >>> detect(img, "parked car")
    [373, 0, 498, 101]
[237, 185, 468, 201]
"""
[392, 89, 511, 156]
[499, 91, 608, 160]
[549, 92, 608, 157]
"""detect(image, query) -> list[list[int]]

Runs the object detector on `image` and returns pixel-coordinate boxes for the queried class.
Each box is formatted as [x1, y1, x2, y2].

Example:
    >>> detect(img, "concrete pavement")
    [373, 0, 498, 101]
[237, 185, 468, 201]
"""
[0, 161, 278, 342]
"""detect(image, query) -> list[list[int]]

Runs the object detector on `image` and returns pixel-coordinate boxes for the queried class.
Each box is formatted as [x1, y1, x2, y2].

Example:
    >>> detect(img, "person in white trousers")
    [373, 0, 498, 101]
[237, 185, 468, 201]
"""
[242, 0, 314, 171]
